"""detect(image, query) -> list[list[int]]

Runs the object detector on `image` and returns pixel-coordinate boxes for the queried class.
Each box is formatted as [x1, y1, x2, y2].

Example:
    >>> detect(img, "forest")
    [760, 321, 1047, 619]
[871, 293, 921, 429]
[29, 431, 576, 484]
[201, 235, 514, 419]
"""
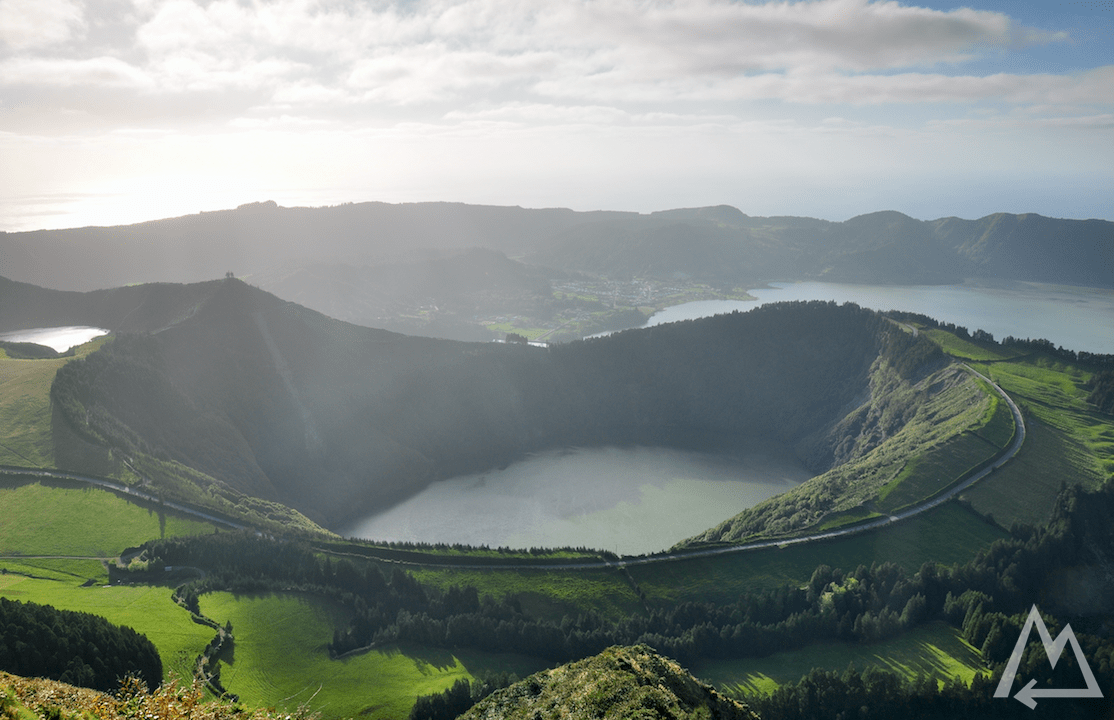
[119, 478, 1114, 719]
[0, 597, 162, 692]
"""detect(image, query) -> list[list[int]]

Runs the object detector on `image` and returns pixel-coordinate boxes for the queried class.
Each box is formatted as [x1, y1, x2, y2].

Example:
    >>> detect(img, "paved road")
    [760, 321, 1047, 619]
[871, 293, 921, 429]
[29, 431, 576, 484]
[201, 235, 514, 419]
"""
[4, 365, 1024, 573]
[324, 364, 1025, 571]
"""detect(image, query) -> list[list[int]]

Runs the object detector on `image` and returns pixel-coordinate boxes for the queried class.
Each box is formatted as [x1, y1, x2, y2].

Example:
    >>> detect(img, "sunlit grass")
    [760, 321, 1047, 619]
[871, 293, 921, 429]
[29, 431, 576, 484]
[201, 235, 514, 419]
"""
[200, 592, 548, 720]
[0, 572, 213, 681]
[630, 502, 1007, 605]
[691, 621, 988, 696]
[0, 337, 108, 468]
[0, 480, 217, 557]
[407, 565, 643, 621]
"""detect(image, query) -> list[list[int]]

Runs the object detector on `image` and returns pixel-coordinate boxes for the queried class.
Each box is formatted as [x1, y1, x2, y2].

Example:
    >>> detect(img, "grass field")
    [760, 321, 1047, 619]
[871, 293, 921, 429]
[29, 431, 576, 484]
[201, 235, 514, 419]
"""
[0, 480, 217, 557]
[630, 502, 1008, 605]
[200, 592, 549, 720]
[921, 331, 1024, 363]
[0, 337, 108, 468]
[876, 431, 1000, 513]
[690, 621, 988, 696]
[407, 565, 643, 620]
[0, 570, 214, 680]
[958, 356, 1112, 529]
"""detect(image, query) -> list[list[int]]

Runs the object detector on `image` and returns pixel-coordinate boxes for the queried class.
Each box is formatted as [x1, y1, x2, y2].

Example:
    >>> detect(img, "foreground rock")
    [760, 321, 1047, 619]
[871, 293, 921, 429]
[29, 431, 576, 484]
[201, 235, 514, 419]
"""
[460, 645, 760, 720]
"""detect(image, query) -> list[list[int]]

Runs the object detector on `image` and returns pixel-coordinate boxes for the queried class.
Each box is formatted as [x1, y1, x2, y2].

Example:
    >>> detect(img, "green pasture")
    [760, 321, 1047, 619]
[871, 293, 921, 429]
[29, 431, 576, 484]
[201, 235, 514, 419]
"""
[985, 361, 1114, 479]
[406, 565, 643, 620]
[922, 330, 1023, 362]
[0, 570, 213, 680]
[0, 480, 217, 557]
[0, 337, 108, 468]
[0, 558, 108, 584]
[959, 358, 1112, 528]
[972, 381, 1016, 449]
[200, 592, 548, 720]
[630, 502, 1008, 605]
[876, 432, 1000, 513]
[691, 621, 988, 696]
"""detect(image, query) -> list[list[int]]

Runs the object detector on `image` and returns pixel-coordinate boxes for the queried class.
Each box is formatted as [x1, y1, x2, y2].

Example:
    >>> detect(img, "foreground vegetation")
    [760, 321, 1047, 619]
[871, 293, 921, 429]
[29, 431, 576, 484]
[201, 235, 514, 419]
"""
[0, 672, 319, 720]
[2, 296, 1113, 719]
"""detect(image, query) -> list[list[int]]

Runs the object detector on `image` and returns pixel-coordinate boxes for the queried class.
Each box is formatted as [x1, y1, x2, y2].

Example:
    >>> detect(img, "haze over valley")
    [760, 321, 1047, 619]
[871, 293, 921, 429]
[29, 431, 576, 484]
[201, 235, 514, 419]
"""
[1, 199, 1112, 720]
[3, 0, 1114, 715]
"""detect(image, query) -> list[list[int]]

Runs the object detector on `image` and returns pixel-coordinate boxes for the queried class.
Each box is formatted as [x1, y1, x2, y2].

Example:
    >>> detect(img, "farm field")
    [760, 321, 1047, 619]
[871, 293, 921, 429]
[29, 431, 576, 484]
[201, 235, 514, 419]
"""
[690, 620, 988, 696]
[200, 592, 549, 720]
[0, 480, 217, 557]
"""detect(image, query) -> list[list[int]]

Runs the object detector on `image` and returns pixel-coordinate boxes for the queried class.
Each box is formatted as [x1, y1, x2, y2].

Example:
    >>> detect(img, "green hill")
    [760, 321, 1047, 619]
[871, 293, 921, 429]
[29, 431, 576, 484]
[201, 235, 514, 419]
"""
[460, 645, 760, 720]
[44, 278, 951, 531]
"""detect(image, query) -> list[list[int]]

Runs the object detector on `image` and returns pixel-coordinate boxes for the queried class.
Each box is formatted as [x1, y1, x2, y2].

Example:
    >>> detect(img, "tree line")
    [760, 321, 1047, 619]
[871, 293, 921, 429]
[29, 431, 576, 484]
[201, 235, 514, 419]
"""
[132, 478, 1113, 709]
[0, 596, 162, 691]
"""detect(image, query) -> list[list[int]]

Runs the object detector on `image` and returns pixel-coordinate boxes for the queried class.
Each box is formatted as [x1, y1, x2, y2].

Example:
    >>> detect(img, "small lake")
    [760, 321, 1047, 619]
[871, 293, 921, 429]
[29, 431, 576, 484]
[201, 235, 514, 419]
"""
[342, 443, 811, 555]
[0, 326, 109, 353]
[644, 281, 1114, 355]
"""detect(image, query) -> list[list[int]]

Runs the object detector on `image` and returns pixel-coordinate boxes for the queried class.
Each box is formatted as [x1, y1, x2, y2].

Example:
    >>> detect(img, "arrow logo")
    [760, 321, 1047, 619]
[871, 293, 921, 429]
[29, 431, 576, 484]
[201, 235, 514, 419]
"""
[994, 605, 1104, 709]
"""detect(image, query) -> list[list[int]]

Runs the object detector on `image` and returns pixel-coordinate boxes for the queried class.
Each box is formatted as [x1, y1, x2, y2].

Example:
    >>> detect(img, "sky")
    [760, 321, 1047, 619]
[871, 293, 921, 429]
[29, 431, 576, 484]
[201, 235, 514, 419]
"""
[0, 0, 1111, 231]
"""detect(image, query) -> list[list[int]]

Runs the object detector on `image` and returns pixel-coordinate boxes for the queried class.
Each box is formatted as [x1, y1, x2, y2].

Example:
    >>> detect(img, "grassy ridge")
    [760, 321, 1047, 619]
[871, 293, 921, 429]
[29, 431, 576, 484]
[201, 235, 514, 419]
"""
[630, 502, 1007, 605]
[875, 431, 999, 513]
[871, 367, 1015, 514]
[690, 621, 988, 696]
[0, 571, 213, 681]
[959, 356, 1112, 528]
[0, 480, 217, 557]
[0, 337, 108, 468]
[200, 592, 548, 720]
[921, 331, 1022, 362]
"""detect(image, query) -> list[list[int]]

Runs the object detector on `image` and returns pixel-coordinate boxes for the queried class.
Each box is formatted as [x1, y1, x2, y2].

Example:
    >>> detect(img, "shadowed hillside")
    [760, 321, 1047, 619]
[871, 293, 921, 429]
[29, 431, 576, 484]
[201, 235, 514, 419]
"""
[1, 203, 1109, 304]
[46, 278, 947, 529]
[532, 208, 1114, 287]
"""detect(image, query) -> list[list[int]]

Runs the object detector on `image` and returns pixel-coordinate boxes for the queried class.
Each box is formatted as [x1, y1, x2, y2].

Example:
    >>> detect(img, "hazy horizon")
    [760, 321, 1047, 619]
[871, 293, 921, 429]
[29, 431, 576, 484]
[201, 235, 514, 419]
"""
[2, 0, 1112, 232]
[4, 197, 1113, 237]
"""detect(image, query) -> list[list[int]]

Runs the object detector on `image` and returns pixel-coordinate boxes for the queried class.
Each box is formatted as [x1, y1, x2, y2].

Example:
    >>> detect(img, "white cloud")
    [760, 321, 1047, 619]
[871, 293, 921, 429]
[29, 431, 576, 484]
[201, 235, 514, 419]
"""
[0, 0, 84, 51]
[0, 55, 150, 88]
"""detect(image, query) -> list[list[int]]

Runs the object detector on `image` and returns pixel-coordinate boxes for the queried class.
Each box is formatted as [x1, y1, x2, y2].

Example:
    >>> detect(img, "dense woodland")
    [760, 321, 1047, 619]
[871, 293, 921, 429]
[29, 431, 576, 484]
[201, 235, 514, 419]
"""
[0, 597, 162, 692]
[1086, 369, 1114, 414]
[49, 283, 942, 530]
[130, 479, 1114, 718]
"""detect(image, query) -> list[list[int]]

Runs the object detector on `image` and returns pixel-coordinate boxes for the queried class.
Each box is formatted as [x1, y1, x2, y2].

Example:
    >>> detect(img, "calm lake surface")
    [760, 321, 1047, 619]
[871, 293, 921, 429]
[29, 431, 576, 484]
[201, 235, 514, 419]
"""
[0, 326, 108, 352]
[347, 279, 1111, 552]
[649, 281, 1113, 354]
[342, 443, 811, 555]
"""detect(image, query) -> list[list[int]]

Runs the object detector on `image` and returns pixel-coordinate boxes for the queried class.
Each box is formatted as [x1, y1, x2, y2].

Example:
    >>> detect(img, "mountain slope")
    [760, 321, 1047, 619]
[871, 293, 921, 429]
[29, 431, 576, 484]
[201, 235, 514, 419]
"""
[0, 201, 633, 292]
[46, 278, 947, 530]
[460, 645, 760, 720]
[2, 204, 1109, 300]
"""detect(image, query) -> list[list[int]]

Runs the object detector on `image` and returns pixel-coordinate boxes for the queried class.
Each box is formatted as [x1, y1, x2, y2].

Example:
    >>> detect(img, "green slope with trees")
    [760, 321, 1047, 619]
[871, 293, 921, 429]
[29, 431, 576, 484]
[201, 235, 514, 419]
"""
[46, 279, 952, 532]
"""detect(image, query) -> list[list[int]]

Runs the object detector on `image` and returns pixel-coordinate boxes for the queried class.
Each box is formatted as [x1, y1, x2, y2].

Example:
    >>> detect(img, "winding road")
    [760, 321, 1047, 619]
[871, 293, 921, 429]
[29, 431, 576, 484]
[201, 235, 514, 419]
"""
[2, 365, 1023, 571]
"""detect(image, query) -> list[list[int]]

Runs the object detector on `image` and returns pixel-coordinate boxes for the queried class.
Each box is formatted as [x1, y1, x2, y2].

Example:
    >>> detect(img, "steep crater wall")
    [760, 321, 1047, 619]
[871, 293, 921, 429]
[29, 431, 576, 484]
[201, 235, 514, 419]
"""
[50, 281, 946, 531]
